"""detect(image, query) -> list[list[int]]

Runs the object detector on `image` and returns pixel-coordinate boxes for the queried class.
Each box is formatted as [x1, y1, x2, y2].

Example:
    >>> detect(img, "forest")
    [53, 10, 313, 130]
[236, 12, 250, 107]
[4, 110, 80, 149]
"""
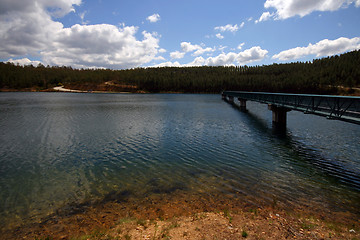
[0, 50, 359, 95]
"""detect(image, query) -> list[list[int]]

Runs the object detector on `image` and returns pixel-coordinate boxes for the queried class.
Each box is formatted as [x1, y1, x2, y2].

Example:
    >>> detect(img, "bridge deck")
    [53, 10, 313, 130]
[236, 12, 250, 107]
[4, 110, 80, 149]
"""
[222, 91, 360, 125]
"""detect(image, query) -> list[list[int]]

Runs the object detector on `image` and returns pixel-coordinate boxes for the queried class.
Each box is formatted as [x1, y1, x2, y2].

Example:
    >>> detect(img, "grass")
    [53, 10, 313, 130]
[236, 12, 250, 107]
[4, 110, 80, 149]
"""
[160, 219, 180, 239]
[242, 230, 248, 238]
[193, 212, 207, 220]
[301, 222, 316, 230]
[70, 229, 111, 240]
[223, 209, 233, 223]
[136, 218, 147, 227]
[248, 208, 258, 215]
[117, 217, 135, 225]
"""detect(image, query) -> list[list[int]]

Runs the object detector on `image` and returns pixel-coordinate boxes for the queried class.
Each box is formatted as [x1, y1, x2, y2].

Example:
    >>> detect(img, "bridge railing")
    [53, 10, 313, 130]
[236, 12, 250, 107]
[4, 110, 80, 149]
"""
[222, 91, 360, 124]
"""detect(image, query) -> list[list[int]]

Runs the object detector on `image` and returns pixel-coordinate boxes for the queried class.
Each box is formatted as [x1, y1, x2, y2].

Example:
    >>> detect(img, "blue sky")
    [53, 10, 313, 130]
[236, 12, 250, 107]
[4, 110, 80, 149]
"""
[1, 0, 360, 69]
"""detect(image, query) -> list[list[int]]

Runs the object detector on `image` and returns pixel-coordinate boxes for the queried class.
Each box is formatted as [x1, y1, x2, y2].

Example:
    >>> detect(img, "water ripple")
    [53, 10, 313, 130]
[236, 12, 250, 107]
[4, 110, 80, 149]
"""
[0, 93, 359, 230]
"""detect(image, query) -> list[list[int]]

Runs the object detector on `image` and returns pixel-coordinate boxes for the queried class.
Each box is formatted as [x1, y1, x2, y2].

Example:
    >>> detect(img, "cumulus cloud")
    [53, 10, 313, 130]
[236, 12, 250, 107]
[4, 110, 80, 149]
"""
[151, 61, 181, 67]
[42, 24, 161, 69]
[214, 23, 243, 33]
[205, 46, 268, 66]
[263, 0, 360, 19]
[0, 0, 163, 69]
[170, 51, 185, 59]
[0, 1, 66, 58]
[180, 42, 215, 56]
[181, 42, 200, 52]
[7, 58, 42, 66]
[147, 13, 160, 23]
[153, 46, 268, 67]
[272, 37, 360, 60]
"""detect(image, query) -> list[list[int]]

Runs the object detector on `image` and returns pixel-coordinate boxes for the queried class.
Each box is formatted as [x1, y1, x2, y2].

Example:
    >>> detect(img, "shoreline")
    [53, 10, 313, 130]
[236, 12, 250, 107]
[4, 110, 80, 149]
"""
[1, 190, 359, 239]
[1, 87, 359, 96]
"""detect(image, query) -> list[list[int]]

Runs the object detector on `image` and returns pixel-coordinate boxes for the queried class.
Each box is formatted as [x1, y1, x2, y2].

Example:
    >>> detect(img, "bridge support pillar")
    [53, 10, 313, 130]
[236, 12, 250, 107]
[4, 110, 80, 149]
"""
[228, 96, 234, 103]
[268, 104, 291, 127]
[238, 98, 247, 111]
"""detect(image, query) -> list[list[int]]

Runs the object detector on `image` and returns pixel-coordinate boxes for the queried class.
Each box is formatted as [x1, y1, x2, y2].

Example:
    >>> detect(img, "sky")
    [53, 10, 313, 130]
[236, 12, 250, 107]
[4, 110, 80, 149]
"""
[1, 0, 360, 69]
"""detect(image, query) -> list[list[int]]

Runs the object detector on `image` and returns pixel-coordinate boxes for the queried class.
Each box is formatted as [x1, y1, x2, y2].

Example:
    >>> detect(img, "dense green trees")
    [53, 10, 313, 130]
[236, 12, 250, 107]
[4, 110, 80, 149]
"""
[1, 50, 359, 94]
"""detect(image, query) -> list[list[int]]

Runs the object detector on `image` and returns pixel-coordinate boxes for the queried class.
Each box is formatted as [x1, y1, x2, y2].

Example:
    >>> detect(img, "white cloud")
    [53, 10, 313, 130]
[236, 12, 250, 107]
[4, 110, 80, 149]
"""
[205, 46, 268, 66]
[204, 46, 268, 65]
[0, 0, 163, 69]
[147, 13, 161, 23]
[170, 51, 185, 59]
[216, 33, 224, 39]
[263, 0, 360, 19]
[218, 45, 228, 52]
[0, 1, 66, 58]
[79, 11, 89, 25]
[188, 56, 206, 66]
[7, 58, 42, 66]
[180, 42, 215, 56]
[214, 23, 242, 33]
[42, 24, 161, 69]
[153, 46, 268, 67]
[272, 37, 360, 60]
[181, 42, 199, 52]
[255, 11, 274, 23]
[194, 47, 214, 56]
[236, 46, 269, 64]
[151, 61, 181, 67]
[237, 43, 245, 50]
[206, 52, 238, 66]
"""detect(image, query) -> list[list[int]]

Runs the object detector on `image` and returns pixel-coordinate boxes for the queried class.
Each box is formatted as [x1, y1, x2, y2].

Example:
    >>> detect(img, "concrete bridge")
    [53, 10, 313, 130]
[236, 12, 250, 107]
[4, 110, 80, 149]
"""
[222, 91, 360, 126]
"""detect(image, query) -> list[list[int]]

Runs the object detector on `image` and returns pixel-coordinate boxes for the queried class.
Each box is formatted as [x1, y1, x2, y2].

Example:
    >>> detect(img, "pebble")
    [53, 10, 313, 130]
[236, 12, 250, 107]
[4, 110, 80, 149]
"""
[349, 229, 356, 233]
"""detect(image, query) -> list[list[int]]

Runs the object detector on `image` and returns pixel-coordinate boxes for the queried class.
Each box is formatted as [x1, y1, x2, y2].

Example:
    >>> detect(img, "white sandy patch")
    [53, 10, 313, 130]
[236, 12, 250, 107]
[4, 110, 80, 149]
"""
[53, 86, 87, 93]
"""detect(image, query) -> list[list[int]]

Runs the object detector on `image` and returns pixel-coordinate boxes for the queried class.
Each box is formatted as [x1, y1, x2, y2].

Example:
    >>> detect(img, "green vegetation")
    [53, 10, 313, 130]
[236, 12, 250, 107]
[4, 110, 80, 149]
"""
[223, 209, 233, 223]
[1, 50, 359, 94]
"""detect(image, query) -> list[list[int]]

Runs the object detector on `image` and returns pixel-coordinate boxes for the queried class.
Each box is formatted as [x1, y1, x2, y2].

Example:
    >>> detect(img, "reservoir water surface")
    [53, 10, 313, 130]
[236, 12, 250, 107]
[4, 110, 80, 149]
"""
[0, 92, 359, 230]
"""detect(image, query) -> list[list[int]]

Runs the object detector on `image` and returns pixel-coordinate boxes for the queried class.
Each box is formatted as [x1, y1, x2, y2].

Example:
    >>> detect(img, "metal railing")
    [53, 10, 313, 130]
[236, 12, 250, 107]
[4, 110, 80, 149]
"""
[222, 91, 360, 124]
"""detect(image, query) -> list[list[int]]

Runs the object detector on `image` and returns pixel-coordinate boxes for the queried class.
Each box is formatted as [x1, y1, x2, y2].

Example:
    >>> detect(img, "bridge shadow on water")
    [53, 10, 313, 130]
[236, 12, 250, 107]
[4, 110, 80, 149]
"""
[228, 102, 360, 194]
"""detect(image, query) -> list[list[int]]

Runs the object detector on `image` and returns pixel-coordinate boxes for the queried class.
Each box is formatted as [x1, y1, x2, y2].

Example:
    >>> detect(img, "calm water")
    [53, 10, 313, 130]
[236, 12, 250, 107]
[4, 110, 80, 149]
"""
[0, 92, 359, 230]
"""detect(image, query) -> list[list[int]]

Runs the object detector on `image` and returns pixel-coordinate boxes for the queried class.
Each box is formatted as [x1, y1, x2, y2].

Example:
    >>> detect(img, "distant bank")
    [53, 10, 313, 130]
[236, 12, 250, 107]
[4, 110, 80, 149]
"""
[1, 50, 359, 95]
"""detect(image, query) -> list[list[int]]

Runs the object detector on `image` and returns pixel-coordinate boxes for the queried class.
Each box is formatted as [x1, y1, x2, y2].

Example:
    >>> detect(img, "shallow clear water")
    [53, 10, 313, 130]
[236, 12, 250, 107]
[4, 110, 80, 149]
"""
[0, 92, 359, 229]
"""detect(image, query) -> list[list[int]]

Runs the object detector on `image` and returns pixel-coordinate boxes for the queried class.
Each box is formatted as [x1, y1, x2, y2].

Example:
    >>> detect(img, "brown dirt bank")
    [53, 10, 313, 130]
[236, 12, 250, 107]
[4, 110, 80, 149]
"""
[1, 191, 359, 240]
[62, 82, 142, 93]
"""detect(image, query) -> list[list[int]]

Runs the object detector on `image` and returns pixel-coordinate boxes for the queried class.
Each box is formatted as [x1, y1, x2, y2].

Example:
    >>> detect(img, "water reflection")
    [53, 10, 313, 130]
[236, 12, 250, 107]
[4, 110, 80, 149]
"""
[229, 99, 360, 214]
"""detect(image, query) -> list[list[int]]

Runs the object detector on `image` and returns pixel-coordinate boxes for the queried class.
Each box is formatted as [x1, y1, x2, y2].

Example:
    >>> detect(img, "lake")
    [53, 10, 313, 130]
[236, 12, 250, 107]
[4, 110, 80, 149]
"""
[0, 92, 359, 230]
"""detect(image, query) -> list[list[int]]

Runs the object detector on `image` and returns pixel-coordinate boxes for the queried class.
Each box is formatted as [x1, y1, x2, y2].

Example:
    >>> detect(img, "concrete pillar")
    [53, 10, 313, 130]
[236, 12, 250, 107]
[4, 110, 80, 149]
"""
[228, 96, 234, 103]
[238, 98, 247, 111]
[268, 104, 291, 126]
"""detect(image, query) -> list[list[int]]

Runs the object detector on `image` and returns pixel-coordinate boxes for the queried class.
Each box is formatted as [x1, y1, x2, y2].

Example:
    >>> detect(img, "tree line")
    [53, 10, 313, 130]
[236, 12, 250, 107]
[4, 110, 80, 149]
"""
[1, 50, 359, 95]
